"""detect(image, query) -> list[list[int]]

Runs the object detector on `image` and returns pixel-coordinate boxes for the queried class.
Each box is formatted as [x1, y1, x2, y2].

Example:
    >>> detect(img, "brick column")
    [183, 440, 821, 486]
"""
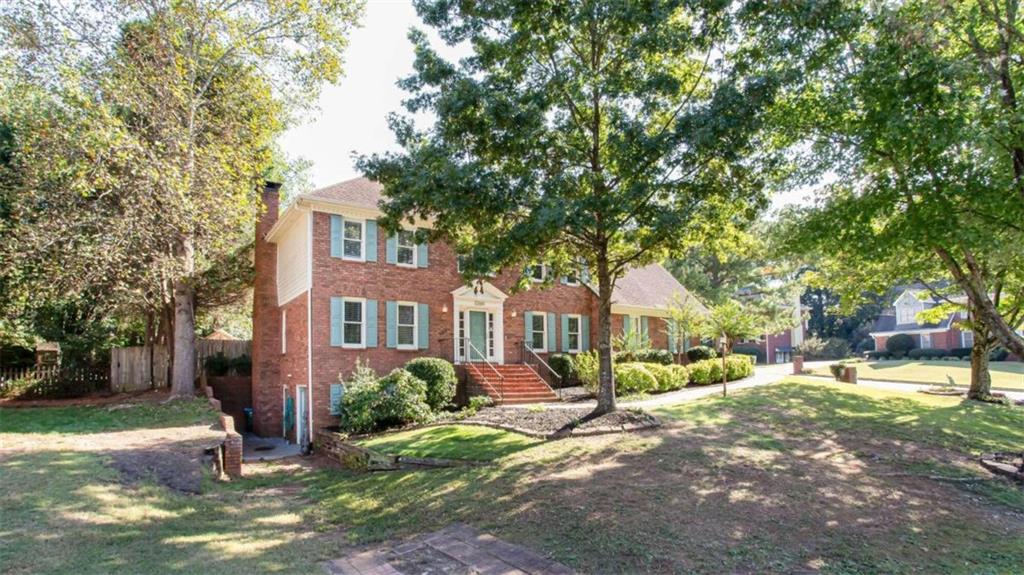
[252, 182, 283, 437]
[842, 366, 858, 385]
[793, 355, 804, 375]
[220, 414, 243, 478]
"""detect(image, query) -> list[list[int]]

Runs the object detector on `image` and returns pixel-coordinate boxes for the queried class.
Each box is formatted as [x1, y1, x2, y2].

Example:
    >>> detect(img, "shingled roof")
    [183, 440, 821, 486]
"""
[305, 176, 384, 210]
[612, 263, 707, 314]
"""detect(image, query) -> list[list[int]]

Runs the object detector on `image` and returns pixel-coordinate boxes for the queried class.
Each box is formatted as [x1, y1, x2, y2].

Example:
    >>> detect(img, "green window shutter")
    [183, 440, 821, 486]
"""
[330, 297, 343, 346]
[366, 299, 378, 347]
[546, 313, 557, 352]
[623, 315, 632, 338]
[417, 228, 428, 268]
[329, 383, 343, 416]
[581, 316, 590, 351]
[386, 234, 397, 264]
[561, 314, 570, 352]
[418, 303, 429, 349]
[330, 215, 343, 258]
[524, 311, 533, 348]
[641, 317, 649, 344]
[385, 301, 397, 348]
[365, 220, 378, 262]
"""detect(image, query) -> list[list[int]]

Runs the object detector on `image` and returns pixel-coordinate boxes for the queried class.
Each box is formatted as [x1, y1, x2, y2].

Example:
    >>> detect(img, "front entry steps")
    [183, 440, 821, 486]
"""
[465, 363, 558, 405]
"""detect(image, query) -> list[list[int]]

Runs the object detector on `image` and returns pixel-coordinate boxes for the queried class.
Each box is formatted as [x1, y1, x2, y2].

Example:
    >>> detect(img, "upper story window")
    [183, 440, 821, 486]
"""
[343, 299, 364, 347]
[566, 315, 581, 352]
[530, 264, 548, 282]
[343, 220, 364, 260]
[396, 230, 416, 267]
[397, 302, 417, 348]
[530, 312, 547, 351]
[897, 304, 918, 325]
[562, 271, 579, 286]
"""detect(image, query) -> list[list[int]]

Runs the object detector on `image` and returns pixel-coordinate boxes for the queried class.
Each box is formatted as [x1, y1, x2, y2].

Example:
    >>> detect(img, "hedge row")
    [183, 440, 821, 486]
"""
[687, 356, 754, 385]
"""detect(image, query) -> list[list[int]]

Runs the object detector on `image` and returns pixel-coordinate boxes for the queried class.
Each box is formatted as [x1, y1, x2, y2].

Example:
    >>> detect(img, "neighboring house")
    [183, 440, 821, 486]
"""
[252, 177, 702, 445]
[735, 289, 806, 365]
[868, 288, 969, 352]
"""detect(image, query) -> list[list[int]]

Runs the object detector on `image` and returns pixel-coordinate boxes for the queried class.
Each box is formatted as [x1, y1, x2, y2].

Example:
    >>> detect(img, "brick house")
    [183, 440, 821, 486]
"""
[252, 178, 702, 445]
[868, 289, 969, 352]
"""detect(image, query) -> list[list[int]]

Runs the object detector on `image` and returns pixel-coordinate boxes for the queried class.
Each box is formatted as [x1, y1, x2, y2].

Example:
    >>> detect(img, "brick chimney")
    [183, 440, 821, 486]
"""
[251, 181, 282, 437]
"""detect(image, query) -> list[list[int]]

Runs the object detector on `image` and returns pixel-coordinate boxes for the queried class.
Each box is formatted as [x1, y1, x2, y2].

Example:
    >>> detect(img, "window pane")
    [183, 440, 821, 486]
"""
[569, 333, 579, 350]
[397, 246, 414, 265]
[531, 265, 544, 280]
[398, 304, 415, 325]
[532, 314, 545, 332]
[398, 230, 414, 247]
[568, 317, 579, 333]
[344, 239, 361, 258]
[344, 301, 362, 322]
[344, 221, 362, 240]
[532, 332, 545, 350]
[343, 323, 361, 344]
[398, 325, 415, 346]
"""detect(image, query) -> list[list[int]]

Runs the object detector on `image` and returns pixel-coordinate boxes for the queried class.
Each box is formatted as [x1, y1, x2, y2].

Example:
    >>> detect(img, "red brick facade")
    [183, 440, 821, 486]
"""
[253, 190, 690, 442]
[871, 328, 966, 353]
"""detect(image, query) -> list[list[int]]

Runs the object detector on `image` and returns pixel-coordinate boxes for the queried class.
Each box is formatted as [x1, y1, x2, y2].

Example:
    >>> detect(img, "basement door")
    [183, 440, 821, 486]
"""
[296, 385, 309, 447]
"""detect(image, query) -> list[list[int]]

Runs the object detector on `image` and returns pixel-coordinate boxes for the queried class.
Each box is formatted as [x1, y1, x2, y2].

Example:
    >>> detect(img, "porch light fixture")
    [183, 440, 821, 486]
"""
[442, 304, 449, 313]
[511, 311, 517, 317]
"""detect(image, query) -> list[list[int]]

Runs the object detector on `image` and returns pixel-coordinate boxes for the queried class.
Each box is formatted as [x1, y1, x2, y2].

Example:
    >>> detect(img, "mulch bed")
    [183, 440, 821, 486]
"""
[461, 406, 660, 439]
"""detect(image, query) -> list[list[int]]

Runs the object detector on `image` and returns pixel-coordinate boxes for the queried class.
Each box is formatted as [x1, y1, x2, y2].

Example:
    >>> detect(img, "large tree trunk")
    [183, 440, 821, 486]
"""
[170, 235, 196, 397]
[968, 320, 992, 400]
[593, 257, 617, 415]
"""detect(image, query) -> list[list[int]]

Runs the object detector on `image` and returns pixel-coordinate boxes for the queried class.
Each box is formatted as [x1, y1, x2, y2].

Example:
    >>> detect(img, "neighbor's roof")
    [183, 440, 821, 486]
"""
[203, 329, 240, 341]
[612, 264, 708, 314]
[869, 313, 954, 334]
[35, 342, 61, 352]
[305, 176, 384, 211]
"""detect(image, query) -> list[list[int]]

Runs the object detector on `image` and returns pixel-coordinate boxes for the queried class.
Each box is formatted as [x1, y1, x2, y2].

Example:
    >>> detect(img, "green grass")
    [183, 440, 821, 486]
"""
[3, 383, 1024, 574]
[0, 398, 217, 434]
[810, 359, 1024, 390]
[355, 425, 540, 461]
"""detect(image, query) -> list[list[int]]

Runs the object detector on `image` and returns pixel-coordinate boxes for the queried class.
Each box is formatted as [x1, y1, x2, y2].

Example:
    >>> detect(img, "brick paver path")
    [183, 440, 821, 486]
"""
[323, 523, 575, 575]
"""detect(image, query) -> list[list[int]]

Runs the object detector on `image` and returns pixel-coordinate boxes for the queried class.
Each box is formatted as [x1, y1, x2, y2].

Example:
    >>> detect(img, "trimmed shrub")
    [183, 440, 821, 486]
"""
[942, 356, 959, 361]
[204, 352, 231, 376]
[990, 347, 1010, 361]
[404, 357, 457, 411]
[732, 344, 765, 365]
[575, 350, 599, 393]
[687, 356, 750, 385]
[829, 363, 844, 380]
[865, 350, 887, 360]
[725, 356, 753, 380]
[613, 363, 658, 395]
[687, 359, 715, 385]
[907, 348, 947, 360]
[854, 338, 875, 354]
[643, 363, 688, 392]
[885, 334, 916, 356]
[548, 353, 577, 386]
[666, 364, 690, 390]
[686, 345, 718, 362]
[614, 348, 673, 364]
[337, 367, 431, 434]
[797, 336, 851, 360]
[950, 347, 972, 359]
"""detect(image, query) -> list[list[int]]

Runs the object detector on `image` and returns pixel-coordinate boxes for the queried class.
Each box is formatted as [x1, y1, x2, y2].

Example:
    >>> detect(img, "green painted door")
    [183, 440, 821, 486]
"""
[469, 310, 487, 361]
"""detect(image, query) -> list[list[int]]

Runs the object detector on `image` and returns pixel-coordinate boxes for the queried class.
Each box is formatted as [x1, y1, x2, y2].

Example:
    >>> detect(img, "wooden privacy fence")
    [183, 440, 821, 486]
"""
[0, 366, 110, 399]
[110, 340, 252, 392]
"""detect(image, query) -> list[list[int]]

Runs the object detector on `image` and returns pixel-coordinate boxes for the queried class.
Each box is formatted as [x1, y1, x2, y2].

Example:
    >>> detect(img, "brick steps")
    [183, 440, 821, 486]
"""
[465, 363, 558, 405]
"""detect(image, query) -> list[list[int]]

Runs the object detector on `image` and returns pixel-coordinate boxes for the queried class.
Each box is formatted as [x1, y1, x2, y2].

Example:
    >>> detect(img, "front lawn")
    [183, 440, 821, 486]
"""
[810, 359, 1024, 390]
[0, 397, 217, 434]
[3, 381, 1022, 574]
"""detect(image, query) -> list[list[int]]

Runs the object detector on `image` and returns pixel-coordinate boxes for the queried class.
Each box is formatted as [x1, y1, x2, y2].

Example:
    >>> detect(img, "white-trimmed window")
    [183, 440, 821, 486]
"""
[397, 302, 417, 349]
[530, 264, 547, 282]
[396, 230, 416, 267]
[563, 272, 579, 286]
[530, 312, 547, 351]
[343, 219, 364, 260]
[920, 333, 932, 349]
[342, 299, 365, 347]
[281, 309, 287, 354]
[566, 314, 581, 352]
[961, 330, 975, 348]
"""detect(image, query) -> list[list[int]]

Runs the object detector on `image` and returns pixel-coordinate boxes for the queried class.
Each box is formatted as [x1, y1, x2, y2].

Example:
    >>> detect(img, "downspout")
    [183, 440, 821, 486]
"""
[306, 210, 314, 449]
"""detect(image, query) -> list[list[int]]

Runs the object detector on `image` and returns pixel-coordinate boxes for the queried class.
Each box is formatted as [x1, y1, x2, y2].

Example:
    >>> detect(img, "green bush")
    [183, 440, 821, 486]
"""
[204, 353, 231, 376]
[990, 347, 1010, 361]
[229, 354, 252, 376]
[547, 353, 577, 385]
[687, 359, 714, 385]
[404, 357, 457, 411]
[865, 350, 886, 360]
[575, 350, 600, 393]
[629, 349, 674, 364]
[687, 356, 751, 385]
[643, 363, 673, 392]
[942, 356, 959, 361]
[337, 365, 432, 434]
[950, 347, 972, 359]
[854, 338, 875, 353]
[732, 344, 765, 364]
[908, 348, 947, 360]
[797, 336, 851, 360]
[665, 364, 690, 390]
[686, 345, 717, 362]
[829, 363, 844, 380]
[725, 355, 753, 380]
[885, 333, 916, 356]
[613, 363, 658, 395]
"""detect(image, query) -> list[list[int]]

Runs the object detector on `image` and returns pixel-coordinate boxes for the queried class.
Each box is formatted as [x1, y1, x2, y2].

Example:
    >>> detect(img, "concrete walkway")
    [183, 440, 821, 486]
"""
[528, 362, 797, 410]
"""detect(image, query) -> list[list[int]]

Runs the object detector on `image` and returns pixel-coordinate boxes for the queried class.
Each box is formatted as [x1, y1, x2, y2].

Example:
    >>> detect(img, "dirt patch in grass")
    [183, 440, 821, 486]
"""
[461, 406, 659, 438]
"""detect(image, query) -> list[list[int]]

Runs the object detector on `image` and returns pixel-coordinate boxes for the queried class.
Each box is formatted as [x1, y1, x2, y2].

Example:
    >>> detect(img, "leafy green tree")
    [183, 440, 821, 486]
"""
[780, 0, 1024, 364]
[665, 292, 708, 364]
[1, 1, 361, 395]
[700, 300, 759, 397]
[665, 222, 767, 305]
[359, 0, 814, 414]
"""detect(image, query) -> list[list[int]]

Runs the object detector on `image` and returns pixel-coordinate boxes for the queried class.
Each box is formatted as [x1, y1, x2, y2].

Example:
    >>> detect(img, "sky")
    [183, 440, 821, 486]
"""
[280, 0, 815, 210]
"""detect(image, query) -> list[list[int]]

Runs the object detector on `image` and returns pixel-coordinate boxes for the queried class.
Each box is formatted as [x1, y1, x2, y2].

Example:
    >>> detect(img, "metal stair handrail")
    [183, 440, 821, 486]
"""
[521, 341, 563, 400]
[460, 336, 504, 401]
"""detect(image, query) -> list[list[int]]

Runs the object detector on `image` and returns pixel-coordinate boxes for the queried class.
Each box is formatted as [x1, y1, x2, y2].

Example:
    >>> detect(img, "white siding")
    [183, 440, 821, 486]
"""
[276, 210, 310, 305]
